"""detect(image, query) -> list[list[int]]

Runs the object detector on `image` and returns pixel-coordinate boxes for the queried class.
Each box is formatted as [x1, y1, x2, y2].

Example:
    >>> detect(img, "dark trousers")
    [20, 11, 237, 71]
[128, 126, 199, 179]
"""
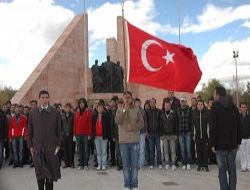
[37, 178, 53, 190]
[23, 140, 31, 164]
[76, 135, 89, 167]
[191, 138, 196, 163]
[196, 139, 208, 167]
[62, 135, 74, 166]
[115, 139, 122, 167]
[107, 138, 116, 165]
[148, 133, 162, 166]
[145, 138, 150, 165]
[4, 140, 9, 160]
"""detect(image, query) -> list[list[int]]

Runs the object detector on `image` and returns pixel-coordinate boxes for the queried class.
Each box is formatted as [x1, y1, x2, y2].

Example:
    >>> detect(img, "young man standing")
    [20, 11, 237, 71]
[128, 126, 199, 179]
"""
[28, 90, 62, 190]
[239, 102, 250, 172]
[210, 86, 242, 190]
[115, 91, 144, 190]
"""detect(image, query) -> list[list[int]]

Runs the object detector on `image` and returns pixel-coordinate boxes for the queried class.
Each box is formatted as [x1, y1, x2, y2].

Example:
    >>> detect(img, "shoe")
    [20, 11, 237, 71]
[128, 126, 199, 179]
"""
[96, 166, 101, 171]
[242, 168, 247, 172]
[94, 163, 98, 167]
[197, 167, 201, 172]
[102, 166, 106, 170]
[8, 161, 13, 166]
[117, 166, 123, 171]
[165, 164, 170, 170]
[132, 188, 138, 190]
[19, 163, 23, 168]
[0, 164, 2, 169]
[124, 188, 130, 190]
[30, 163, 34, 168]
[205, 167, 209, 172]
[84, 166, 89, 170]
[13, 163, 18, 168]
[77, 166, 84, 170]
[70, 165, 75, 168]
[159, 165, 163, 170]
[149, 165, 153, 170]
[172, 165, 176, 171]
[63, 165, 69, 169]
[187, 164, 191, 170]
[247, 168, 250, 172]
[182, 165, 186, 170]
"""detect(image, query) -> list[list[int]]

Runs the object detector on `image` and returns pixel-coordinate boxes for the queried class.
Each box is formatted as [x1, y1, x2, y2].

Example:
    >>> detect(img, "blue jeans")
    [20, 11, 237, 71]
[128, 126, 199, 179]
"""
[148, 133, 162, 166]
[76, 135, 89, 167]
[178, 132, 192, 165]
[12, 137, 24, 163]
[120, 143, 139, 189]
[138, 133, 145, 169]
[94, 137, 107, 168]
[216, 150, 237, 190]
[0, 139, 3, 165]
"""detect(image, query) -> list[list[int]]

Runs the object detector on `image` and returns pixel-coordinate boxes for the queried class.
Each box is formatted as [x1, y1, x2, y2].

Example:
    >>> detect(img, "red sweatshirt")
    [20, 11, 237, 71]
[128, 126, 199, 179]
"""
[8, 115, 27, 140]
[74, 109, 92, 136]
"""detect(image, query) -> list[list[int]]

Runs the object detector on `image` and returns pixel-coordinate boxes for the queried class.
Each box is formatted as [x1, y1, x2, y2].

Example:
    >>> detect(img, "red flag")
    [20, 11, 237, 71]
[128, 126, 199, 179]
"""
[126, 22, 202, 93]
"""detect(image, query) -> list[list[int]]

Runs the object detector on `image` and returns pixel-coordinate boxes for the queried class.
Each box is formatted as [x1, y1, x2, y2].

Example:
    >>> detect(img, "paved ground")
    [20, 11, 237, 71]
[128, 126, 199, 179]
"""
[0, 160, 250, 190]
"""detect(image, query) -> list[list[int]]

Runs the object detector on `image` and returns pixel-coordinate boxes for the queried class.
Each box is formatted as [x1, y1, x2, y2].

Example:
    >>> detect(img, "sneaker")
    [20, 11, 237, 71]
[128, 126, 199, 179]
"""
[197, 167, 201, 172]
[165, 164, 170, 170]
[182, 165, 186, 170]
[96, 166, 101, 171]
[124, 188, 130, 190]
[84, 166, 89, 170]
[242, 168, 247, 172]
[77, 166, 84, 170]
[149, 165, 153, 170]
[159, 165, 163, 170]
[102, 166, 106, 170]
[172, 165, 176, 171]
[205, 167, 209, 172]
[187, 164, 191, 170]
[132, 188, 138, 190]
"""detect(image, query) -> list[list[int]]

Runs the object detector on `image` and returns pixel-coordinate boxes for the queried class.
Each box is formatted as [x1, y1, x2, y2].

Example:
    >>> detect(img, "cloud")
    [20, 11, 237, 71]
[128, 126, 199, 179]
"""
[0, 0, 75, 89]
[196, 37, 250, 91]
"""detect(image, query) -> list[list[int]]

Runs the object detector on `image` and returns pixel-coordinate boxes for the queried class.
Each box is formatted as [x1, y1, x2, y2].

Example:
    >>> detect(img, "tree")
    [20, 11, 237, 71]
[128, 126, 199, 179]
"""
[198, 79, 222, 103]
[0, 86, 17, 106]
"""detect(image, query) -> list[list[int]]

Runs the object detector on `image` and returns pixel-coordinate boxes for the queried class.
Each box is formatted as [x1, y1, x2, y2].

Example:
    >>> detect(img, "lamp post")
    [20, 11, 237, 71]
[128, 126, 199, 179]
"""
[233, 50, 239, 107]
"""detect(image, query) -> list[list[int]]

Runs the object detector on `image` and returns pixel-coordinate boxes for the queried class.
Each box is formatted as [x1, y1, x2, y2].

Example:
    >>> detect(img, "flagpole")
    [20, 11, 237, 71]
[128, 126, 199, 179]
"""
[178, 0, 181, 44]
[83, 0, 88, 99]
[121, 0, 127, 91]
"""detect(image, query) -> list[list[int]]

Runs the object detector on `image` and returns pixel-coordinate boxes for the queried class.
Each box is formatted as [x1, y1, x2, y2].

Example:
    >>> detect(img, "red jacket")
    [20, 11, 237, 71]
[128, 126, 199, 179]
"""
[8, 115, 27, 140]
[74, 109, 92, 136]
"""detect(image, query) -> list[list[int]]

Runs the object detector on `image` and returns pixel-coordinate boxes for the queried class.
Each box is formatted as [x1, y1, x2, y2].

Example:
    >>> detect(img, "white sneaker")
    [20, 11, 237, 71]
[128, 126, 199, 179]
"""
[187, 164, 191, 170]
[149, 165, 153, 169]
[96, 166, 101, 171]
[124, 188, 130, 190]
[102, 166, 106, 170]
[159, 165, 163, 170]
[172, 165, 176, 171]
[132, 188, 138, 190]
[165, 164, 170, 170]
[84, 166, 88, 170]
[77, 166, 83, 170]
[242, 168, 247, 172]
[182, 165, 186, 170]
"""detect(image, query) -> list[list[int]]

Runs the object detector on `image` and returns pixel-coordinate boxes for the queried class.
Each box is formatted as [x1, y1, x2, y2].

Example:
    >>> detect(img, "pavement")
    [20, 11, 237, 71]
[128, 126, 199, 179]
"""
[0, 159, 250, 190]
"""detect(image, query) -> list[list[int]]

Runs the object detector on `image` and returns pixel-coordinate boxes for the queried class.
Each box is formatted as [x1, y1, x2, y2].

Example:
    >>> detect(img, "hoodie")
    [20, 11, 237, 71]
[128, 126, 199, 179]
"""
[209, 95, 242, 151]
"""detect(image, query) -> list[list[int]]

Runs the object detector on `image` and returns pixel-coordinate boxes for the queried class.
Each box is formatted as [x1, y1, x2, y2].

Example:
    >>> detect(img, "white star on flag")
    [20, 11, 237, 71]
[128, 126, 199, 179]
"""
[163, 50, 175, 65]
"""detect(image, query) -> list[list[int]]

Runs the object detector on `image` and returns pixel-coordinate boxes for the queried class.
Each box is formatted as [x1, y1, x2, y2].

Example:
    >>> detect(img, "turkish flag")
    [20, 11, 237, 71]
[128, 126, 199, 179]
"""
[126, 22, 202, 93]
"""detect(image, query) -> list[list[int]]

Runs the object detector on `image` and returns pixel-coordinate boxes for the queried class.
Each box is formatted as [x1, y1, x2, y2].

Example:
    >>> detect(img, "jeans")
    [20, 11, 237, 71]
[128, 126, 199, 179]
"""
[216, 149, 237, 190]
[138, 133, 145, 169]
[94, 137, 108, 168]
[76, 135, 89, 167]
[162, 135, 176, 165]
[240, 139, 250, 170]
[120, 143, 139, 189]
[115, 139, 122, 167]
[0, 139, 3, 165]
[148, 133, 162, 166]
[12, 137, 24, 164]
[178, 132, 192, 165]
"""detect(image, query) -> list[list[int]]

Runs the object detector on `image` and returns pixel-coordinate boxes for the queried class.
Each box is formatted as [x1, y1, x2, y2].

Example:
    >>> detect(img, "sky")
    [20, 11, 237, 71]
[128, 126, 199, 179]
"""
[0, 0, 250, 92]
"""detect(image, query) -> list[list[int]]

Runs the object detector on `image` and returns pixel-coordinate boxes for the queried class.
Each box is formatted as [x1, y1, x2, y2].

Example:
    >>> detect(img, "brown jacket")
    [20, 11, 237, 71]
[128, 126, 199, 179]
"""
[28, 105, 62, 181]
[115, 107, 144, 143]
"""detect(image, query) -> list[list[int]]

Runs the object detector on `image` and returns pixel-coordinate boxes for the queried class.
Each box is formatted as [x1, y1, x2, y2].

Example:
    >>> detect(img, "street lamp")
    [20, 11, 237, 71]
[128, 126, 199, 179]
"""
[233, 50, 239, 107]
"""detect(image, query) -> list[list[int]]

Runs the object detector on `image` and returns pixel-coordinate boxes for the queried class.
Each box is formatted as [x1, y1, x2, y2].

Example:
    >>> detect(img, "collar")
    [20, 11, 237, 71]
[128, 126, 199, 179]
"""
[39, 105, 51, 113]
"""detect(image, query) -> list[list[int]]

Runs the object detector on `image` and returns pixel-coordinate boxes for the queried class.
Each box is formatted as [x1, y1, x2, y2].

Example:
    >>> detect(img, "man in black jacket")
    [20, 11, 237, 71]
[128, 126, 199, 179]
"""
[0, 108, 7, 169]
[146, 98, 162, 169]
[239, 102, 250, 172]
[210, 86, 242, 190]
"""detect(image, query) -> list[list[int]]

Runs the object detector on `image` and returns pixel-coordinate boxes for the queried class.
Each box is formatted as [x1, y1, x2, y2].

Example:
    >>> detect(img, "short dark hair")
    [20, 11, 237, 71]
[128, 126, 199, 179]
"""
[39, 90, 49, 98]
[29, 100, 37, 105]
[191, 97, 197, 101]
[134, 98, 141, 103]
[65, 103, 72, 108]
[123, 91, 132, 97]
[150, 98, 156, 103]
[197, 100, 205, 104]
[78, 98, 88, 108]
[208, 97, 214, 102]
[240, 102, 247, 107]
[215, 86, 226, 97]
[6, 100, 11, 104]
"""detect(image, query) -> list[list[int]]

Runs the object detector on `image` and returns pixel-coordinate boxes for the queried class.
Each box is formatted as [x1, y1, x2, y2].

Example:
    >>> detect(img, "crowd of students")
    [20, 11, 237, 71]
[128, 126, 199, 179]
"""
[0, 88, 249, 190]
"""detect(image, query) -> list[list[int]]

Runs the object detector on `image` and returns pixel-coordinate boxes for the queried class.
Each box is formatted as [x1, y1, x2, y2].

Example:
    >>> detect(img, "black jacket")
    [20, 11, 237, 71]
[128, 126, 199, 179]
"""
[92, 112, 111, 140]
[176, 106, 192, 133]
[210, 95, 242, 151]
[160, 110, 177, 135]
[0, 110, 7, 140]
[61, 112, 74, 137]
[165, 97, 180, 111]
[192, 109, 209, 140]
[107, 109, 118, 139]
[240, 114, 250, 139]
[146, 108, 161, 134]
